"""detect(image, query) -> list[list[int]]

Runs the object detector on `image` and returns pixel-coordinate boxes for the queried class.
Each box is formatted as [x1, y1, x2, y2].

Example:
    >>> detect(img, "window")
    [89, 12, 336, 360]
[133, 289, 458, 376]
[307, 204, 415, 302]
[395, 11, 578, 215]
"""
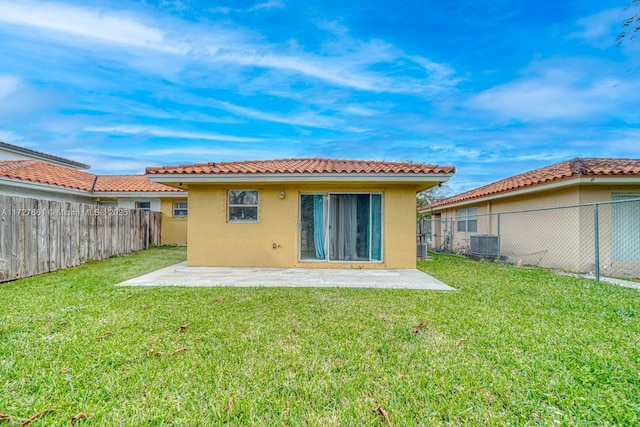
[173, 201, 188, 217]
[97, 201, 117, 207]
[299, 193, 382, 262]
[228, 190, 258, 222]
[136, 201, 151, 211]
[456, 207, 477, 232]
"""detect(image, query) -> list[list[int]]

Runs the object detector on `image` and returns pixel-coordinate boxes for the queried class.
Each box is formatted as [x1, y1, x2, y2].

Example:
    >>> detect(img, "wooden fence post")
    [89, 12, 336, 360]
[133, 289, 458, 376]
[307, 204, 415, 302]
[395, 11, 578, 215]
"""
[0, 196, 11, 281]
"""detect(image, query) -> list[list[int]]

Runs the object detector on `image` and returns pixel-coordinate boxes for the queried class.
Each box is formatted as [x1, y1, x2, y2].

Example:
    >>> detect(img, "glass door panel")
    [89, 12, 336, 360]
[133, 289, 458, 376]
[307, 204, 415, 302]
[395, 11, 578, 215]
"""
[299, 193, 382, 262]
[299, 194, 326, 260]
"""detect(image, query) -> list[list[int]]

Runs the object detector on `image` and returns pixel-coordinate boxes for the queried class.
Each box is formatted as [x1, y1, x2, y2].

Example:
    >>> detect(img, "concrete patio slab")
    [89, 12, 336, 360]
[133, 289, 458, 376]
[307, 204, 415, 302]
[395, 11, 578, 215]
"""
[116, 262, 454, 290]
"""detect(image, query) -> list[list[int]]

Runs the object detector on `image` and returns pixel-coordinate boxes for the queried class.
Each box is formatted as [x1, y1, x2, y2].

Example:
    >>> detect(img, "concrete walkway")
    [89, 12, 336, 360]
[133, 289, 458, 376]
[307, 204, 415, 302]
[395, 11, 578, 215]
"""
[116, 262, 454, 291]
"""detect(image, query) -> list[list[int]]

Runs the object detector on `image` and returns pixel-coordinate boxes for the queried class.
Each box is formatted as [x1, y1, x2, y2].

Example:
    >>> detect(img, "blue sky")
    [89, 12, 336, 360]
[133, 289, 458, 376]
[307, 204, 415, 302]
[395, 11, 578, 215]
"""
[0, 0, 639, 193]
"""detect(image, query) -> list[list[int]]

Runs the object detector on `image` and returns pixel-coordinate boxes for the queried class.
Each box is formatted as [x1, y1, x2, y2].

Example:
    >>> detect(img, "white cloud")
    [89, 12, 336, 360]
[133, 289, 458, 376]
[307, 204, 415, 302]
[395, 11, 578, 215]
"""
[212, 99, 340, 128]
[342, 105, 384, 117]
[71, 145, 296, 174]
[582, 129, 640, 157]
[159, 0, 189, 12]
[144, 147, 281, 159]
[75, 96, 241, 125]
[429, 144, 482, 161]
[314, 19, 350, 36]
[0, 129, 25, 143]
[0, 75, 22, 99]
[0, 0, 185, 54]
[467, 62, 633, 122]
[510, 153, 572, 162]
[248, 0, 284, 12]
[85, 125, 263, 143]
[217, 51, 385, 92]
[0, 0, 459, 95]
[568, 8, 625, 48]
[210, 7, 231, 14]
[215, 47, 457, 94]
[411, 56, 461, 88]
[0, 75, 59, 116]
[208, 0, 283, 14]
[87, 159, 152, 174]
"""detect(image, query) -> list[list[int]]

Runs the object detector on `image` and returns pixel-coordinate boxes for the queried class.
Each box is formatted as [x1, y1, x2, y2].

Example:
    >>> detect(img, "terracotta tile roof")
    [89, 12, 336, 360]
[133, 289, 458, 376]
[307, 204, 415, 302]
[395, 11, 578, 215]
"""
[93, 175, 184, 192]
[0, 160, 96, 191]
[0, 160, 184, 193]
[428, 158, 640, 209]
[146, 158, 455, 175]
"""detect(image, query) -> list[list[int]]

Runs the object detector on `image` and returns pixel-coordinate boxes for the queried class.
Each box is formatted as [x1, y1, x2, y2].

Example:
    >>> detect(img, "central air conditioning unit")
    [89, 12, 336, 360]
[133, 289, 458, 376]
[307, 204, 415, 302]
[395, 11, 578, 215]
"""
[416, 243, 428, 259]
[470, 234, 499, 258]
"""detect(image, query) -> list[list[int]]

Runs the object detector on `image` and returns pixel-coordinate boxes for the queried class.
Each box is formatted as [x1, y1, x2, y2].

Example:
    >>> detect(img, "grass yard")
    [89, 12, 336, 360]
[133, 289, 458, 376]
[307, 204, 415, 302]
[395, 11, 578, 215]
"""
[1, 247, 639, 426]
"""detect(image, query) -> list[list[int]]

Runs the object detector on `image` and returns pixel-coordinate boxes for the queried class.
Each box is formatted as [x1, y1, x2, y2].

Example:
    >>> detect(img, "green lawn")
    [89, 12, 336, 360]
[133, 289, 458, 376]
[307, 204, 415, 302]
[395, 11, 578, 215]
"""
[1, 247, 639, 426]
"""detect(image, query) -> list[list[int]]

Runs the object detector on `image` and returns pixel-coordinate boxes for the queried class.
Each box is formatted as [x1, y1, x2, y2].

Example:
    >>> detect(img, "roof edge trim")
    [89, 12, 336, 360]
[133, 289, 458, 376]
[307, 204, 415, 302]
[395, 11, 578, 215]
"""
[0, 141, 90, 170]
[426, 176, 640, 211]
[147, 172, 455, 184]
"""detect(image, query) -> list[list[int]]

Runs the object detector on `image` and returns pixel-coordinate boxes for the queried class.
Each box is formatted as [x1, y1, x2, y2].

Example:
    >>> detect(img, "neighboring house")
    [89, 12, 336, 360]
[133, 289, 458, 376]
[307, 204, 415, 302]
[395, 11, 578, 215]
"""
[147, 158, 455, 269]
[421, 158, 640, 275]
[0, 160, 98, 204]
[0, 140, 90, 170]
[0, 159, 188, 245]
[93, 175, 188, 245]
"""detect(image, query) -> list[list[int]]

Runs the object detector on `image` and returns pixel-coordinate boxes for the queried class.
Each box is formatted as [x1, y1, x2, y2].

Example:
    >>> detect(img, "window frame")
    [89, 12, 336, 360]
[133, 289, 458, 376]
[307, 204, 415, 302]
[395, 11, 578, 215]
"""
[298, 192, 384, 263]
[173, 201, 188, 218]
[456, 207, 478, 233]
[135, 201, 151, 211]
[227, 190, 259, 223]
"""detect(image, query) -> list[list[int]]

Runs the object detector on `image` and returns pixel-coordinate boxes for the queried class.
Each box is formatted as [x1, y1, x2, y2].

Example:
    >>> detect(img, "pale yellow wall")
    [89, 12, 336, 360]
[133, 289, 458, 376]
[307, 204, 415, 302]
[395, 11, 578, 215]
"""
[186, 183, 420, 268]
[160, 198, 188, 245]
[381, 185, 420, 268]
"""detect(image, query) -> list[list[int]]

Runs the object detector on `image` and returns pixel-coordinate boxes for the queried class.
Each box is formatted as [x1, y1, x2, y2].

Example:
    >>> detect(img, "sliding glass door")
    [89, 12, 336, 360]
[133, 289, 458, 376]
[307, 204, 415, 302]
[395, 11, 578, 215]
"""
[299, 193, 382, 262]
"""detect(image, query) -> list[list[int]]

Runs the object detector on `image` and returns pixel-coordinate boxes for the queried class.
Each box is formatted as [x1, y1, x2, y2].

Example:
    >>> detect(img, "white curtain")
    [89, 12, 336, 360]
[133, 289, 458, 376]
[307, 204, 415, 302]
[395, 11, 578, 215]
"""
[330, 195, 358, 260]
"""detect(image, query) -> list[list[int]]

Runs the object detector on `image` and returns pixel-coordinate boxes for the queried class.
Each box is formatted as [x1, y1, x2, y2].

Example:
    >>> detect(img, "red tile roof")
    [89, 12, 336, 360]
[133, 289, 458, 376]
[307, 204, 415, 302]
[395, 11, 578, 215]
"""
[428, 158, 640, 209]
[93, 175, 184, 192]
[0, 160, 184, 193]
[146, 158, 455, 175]
[0, 160, 96, 191]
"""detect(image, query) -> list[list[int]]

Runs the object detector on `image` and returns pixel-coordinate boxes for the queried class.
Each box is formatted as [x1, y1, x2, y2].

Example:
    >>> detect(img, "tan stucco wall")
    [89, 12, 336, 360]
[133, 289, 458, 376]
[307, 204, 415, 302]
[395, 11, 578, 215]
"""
[578, 185, 640, 276]
[432, 184, 640, 274]
[160, 198, 188, 245]
[577, 185, 640, 203]
[435, 186, 579, 255]
[186, 183, 419, 268]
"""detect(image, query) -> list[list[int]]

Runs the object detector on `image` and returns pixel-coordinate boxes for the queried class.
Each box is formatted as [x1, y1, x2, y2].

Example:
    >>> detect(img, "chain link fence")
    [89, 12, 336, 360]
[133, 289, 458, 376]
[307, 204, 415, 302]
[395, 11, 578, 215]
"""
[418, 198, 640, 282]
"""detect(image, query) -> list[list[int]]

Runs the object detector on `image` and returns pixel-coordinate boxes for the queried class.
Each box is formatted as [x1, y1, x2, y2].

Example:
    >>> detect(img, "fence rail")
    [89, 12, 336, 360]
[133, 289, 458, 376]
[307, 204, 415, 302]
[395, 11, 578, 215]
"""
[0, 195, 161, 283]
[418, 198, 640, 282]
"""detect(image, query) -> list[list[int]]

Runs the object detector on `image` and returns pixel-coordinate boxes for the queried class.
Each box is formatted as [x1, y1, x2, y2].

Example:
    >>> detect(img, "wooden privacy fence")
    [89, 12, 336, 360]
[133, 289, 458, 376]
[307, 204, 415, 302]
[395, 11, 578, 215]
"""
[0, 195, 161, 283]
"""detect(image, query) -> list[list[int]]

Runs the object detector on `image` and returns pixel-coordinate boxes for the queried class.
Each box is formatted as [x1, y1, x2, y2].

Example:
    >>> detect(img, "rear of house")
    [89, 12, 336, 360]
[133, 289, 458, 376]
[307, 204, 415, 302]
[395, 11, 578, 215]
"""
[148, 158, 454, 269]
[423, 158, 640, 278]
